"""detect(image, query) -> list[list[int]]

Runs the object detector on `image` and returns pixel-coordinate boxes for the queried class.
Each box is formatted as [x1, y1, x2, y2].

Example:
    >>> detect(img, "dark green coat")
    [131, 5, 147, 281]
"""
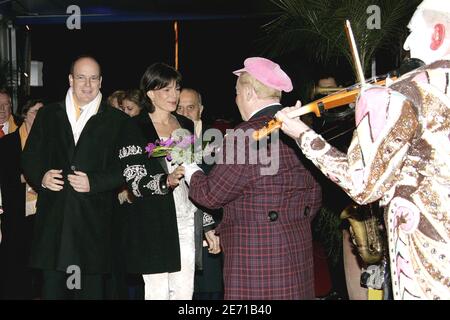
[21, 102, 131, 274]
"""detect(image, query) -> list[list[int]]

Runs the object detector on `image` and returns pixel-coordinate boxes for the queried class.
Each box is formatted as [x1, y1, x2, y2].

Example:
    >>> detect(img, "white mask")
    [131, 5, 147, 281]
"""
[403, 0, 450, 64]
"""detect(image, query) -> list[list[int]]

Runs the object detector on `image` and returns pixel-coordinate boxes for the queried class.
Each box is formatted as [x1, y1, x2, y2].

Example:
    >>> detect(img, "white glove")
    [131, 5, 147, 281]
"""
[184, 162, 202, 186]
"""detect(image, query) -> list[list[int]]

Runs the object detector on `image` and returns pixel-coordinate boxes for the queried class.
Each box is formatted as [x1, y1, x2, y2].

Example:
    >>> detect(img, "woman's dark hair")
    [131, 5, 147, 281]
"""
[140, 62, 181, 113]
[122, 89, 144, 110]
[21, 99, 43, 119]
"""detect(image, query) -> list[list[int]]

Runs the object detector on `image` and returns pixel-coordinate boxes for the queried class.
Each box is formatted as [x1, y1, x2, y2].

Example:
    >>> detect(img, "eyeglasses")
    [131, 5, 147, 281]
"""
[73, 75, 101, 83]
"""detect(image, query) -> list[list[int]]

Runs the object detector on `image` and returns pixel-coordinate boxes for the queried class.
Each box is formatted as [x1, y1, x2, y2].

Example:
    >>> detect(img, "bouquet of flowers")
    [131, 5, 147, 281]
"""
[145, 128, 204, 165]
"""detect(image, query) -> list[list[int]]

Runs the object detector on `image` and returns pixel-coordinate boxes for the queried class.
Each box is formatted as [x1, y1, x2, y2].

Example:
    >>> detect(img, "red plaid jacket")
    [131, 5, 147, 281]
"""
[189, 104, 322, 300]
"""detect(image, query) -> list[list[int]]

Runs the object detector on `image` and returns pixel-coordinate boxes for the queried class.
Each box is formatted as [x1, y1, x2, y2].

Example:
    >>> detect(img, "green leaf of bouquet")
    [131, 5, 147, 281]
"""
[151, 148, 171, 157]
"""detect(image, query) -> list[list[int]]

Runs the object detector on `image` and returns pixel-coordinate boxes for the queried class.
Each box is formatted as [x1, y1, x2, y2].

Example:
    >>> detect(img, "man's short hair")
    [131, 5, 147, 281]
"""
[181, 88, 203, 106]
[69, 55, 102, 76]
[0, 88, 11, 97]
[238, 72, 282, 100]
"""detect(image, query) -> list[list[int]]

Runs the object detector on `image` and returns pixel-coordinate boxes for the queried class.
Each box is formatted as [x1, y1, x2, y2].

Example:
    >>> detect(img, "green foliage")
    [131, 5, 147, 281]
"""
[261, 0, 421, 79]
[313, 206, 344, 266]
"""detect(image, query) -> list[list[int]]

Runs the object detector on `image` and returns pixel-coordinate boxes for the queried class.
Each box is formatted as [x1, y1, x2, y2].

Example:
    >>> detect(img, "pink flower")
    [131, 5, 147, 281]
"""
[160, 138, 174, 147]
[145, 143, 157, 154]
[177, 135, 195, 149]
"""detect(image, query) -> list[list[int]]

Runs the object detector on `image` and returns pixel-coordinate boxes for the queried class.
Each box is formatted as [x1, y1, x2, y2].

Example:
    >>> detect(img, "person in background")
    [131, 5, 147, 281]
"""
[0, 89, 19, 138]
[177, 88, 204, 137]
[111, 88, 145, 299]
[309, 75, 364, 300]
[121, 89, 144, 117]
[107, 90, 125, 110]
[176, 87, 224, 300]
[0, 99, 43, 299]
[115, 89, 145, 209]
[0, 89, 18, 226]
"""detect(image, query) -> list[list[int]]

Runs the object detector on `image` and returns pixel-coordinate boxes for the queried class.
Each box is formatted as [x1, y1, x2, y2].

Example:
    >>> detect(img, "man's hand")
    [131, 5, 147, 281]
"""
[205, 229, 221, 254]
[68, 171, 90, 193]
[275, 101, 311, 139]
[42, 169, 64, 191]
[167, 166, 185, 189]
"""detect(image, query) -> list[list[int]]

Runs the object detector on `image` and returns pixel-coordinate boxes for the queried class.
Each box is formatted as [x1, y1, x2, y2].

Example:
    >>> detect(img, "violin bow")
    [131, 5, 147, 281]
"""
[344, 20, 366, 87]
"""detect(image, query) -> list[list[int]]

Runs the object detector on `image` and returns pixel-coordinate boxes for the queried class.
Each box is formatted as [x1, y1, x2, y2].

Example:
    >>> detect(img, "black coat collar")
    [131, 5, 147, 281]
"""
[249, 103, 283, 121]
[135, 111, 194, 140]
[55, 100, 109, 159]
[134, 111, 194, 173]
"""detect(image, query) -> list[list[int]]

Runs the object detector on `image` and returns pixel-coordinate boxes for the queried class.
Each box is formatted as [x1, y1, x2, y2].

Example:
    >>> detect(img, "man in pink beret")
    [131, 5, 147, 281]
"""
[185, 57, 322, 300]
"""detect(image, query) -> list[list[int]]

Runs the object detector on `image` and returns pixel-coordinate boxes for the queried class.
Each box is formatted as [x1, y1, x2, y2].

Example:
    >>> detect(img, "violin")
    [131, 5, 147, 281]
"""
[252, 57, 425, 141]
[252, 77, 392, 141]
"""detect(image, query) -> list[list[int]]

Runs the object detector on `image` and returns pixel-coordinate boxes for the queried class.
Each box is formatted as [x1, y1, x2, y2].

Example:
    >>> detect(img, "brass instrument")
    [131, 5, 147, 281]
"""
[340, 203, 384, 265]
[312, 85, 343, 96]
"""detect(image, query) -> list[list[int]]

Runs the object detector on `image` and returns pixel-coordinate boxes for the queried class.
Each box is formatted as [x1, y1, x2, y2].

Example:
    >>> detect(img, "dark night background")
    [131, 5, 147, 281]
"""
[1, 0, 398, 122]
[25, 18, 267, 124]
[5, 0, 400, 125]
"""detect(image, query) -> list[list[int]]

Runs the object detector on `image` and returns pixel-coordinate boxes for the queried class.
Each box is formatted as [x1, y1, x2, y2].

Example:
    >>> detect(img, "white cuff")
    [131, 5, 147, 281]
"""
[184, 163, 202, 186]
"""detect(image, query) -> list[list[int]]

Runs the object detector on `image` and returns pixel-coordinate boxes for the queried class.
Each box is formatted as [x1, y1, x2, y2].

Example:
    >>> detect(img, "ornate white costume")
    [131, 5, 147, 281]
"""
[297, 60, 450, 299]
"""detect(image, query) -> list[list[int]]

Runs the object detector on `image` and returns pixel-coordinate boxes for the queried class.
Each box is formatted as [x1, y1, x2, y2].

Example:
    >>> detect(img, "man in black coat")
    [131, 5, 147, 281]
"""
[177, 88, 223, 299]
[21, 56, 132, 299]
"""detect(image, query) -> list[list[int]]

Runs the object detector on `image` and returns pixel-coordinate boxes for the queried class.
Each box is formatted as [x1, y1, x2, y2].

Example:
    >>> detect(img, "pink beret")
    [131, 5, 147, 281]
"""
[233, 57, 293, 93]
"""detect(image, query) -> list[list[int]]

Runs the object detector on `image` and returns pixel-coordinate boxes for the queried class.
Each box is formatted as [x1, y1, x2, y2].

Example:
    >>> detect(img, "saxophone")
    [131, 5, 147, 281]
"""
[340, 203, 385, 265]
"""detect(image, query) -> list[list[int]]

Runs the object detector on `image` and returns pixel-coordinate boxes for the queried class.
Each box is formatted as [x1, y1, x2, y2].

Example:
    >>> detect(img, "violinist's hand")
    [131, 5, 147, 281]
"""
[167, 166, 185, 189]
[275, 101, 311, 140]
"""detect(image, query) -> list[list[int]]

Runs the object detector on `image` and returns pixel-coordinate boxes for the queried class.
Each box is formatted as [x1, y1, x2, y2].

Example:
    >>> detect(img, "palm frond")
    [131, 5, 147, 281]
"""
[313, 206, 344, 267]
[260, 0, 421, 81]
